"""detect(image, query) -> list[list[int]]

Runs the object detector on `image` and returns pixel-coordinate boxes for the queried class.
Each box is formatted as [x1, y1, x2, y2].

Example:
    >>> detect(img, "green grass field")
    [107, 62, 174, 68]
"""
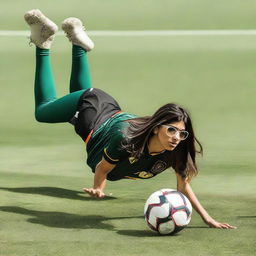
[1, 1, 256, 256]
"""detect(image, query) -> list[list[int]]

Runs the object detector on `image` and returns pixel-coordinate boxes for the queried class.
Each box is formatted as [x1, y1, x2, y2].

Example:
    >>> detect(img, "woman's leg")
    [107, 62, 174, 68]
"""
[36, 45, 94, 122]
[36, 17, 95, 122]
[24, 9, 81, 123]
[62, 17, 94, 92]
[69, 45, 92, 92]
[25, 10, 94, 123]
[34, 48, 85, 123]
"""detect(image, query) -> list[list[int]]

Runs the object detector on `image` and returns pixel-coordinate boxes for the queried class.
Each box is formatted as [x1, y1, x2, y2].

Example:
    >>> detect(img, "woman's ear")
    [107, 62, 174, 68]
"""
[153, 127, 159, 135]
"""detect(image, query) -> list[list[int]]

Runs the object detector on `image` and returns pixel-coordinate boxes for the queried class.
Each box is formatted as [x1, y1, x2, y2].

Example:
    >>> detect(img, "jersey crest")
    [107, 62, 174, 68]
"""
[150, 160, 167, 174]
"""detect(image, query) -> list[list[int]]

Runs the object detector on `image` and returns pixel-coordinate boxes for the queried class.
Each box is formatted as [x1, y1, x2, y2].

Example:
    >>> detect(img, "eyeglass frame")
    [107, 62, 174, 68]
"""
[161, 124, 189, 140]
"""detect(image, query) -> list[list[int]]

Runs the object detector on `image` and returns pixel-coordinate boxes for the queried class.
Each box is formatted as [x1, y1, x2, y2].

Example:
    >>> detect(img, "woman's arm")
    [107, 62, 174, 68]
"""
[83, 158, 116, 198]
[175, 172, 236, 229]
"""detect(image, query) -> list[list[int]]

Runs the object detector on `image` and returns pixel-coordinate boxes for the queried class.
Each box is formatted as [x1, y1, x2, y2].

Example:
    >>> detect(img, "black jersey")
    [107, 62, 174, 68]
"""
[86, 112, 173, 181]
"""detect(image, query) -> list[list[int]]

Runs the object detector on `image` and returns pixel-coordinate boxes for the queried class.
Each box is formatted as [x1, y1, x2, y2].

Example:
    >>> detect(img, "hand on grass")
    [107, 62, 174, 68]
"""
[83, 188, 105, 198]
[204, 216, 237, 229]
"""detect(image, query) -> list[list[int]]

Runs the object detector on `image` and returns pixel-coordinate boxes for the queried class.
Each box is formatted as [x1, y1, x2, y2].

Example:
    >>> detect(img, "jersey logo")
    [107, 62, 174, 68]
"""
[129, 157, 138, 164]
[150, 161, 167, 174]
[134, 171, 154, 179]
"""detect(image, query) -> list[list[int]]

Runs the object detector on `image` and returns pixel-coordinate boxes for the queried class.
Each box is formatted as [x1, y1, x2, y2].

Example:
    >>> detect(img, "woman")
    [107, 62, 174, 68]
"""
[24, 9, 236, 229]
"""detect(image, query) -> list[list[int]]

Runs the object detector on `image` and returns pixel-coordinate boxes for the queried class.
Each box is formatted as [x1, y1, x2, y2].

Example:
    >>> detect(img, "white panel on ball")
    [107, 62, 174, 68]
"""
[144, 188, 192, 235]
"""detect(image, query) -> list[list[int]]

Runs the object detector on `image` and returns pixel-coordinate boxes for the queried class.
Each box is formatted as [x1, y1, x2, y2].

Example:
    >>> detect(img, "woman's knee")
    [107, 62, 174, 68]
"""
[35, 109, 47, 122]
[35, 104, 53, 123]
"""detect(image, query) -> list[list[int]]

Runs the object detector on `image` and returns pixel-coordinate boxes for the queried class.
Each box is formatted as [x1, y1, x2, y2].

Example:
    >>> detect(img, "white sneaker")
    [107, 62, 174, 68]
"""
[24, 9, 58, 49]
[62, 17, 94, 51]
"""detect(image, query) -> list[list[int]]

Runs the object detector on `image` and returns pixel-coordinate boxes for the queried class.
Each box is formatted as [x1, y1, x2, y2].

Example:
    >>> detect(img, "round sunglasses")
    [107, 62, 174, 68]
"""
[161, 125, 189, 140]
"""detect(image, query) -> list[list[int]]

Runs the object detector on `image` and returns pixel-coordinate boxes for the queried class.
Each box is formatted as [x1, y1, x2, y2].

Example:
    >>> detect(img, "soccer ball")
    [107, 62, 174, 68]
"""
[144, 188, 192, 235]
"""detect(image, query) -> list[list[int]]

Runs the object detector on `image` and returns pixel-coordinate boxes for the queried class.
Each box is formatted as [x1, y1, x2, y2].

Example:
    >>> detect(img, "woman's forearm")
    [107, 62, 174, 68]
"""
[176, 173, 210, 221]
[93, 158, 115, 191]
[176, 173, 236, 229]
[180, 183, 210, 221]
[93, 166, 107, 190]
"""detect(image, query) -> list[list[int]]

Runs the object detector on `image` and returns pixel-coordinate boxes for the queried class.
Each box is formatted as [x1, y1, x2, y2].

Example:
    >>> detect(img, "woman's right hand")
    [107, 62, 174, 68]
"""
[83, 188, 106, 198]
[84, 158, 115, 198]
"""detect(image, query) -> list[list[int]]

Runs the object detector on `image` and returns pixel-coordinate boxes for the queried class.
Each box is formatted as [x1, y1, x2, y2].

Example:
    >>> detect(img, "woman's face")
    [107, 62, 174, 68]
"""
[156, 120, 186, 151]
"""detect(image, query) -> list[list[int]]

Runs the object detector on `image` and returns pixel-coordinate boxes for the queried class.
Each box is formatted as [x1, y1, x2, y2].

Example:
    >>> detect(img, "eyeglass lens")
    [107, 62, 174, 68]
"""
[167, 127, 188, 140]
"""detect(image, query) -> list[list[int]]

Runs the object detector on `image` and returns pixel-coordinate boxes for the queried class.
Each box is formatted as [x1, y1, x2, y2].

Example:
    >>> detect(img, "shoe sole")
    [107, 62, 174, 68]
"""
[24, 9, 58, 37]
[62, 17, 94, 51]
[61, 17, 83, 32]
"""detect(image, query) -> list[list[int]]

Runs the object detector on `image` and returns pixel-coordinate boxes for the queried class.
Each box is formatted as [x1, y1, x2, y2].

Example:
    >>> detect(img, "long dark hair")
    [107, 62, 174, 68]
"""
[122, 103, 203, 181]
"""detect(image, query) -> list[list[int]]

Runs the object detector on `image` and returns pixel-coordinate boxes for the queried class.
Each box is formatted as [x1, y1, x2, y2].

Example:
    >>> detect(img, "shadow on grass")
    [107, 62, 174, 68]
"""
[117, 225, 209, 237]
[186, 226, 209, 229]
[116, 229, 184, 237]
[0, 206, 141, 230]
[0, 206, 209, 236]
[0, 187, 116, 201]
[117, 229, 159, 237]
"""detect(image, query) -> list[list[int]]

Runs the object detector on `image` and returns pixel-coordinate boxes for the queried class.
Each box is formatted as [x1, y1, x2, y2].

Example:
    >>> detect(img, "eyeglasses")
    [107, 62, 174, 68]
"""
[161, 125, 189, 140]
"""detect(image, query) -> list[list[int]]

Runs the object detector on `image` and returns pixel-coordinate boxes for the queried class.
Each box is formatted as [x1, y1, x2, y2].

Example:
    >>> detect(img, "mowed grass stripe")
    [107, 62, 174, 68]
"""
[2, 30, 256, 36]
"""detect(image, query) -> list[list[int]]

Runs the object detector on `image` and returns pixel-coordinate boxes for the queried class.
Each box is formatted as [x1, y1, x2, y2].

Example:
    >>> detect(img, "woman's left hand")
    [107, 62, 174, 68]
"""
[204, 216, 237, 229]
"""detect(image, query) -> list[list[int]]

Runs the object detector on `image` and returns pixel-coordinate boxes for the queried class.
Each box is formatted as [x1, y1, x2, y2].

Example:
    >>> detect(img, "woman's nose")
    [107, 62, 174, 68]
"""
[173, 132, 181, 141]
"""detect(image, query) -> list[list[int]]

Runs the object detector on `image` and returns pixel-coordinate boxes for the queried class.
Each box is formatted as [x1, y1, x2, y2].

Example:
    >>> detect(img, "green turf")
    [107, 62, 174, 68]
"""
[1, 2, 256, 256]
[2, 0, 256, 30]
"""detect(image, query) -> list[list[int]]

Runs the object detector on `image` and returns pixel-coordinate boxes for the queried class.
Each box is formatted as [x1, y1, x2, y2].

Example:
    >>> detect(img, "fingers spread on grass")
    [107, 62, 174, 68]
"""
[83, 188, 94, 196]
[222, 223, 237, 229]
[83, 188, 105, 198]
[216, 222, 237, 229]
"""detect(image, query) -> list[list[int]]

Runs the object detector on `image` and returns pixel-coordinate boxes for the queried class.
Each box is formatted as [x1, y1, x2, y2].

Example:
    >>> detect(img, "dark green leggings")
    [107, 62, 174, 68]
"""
[34, 45, 91, 123]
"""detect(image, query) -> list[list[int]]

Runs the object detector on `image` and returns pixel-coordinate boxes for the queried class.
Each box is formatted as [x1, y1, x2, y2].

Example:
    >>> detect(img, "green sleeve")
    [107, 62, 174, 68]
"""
[103, 132, 125, 164]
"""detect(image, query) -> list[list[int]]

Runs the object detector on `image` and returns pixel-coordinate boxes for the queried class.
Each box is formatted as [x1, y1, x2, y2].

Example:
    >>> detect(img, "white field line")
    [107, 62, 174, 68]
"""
[1, 30, 256, 36]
